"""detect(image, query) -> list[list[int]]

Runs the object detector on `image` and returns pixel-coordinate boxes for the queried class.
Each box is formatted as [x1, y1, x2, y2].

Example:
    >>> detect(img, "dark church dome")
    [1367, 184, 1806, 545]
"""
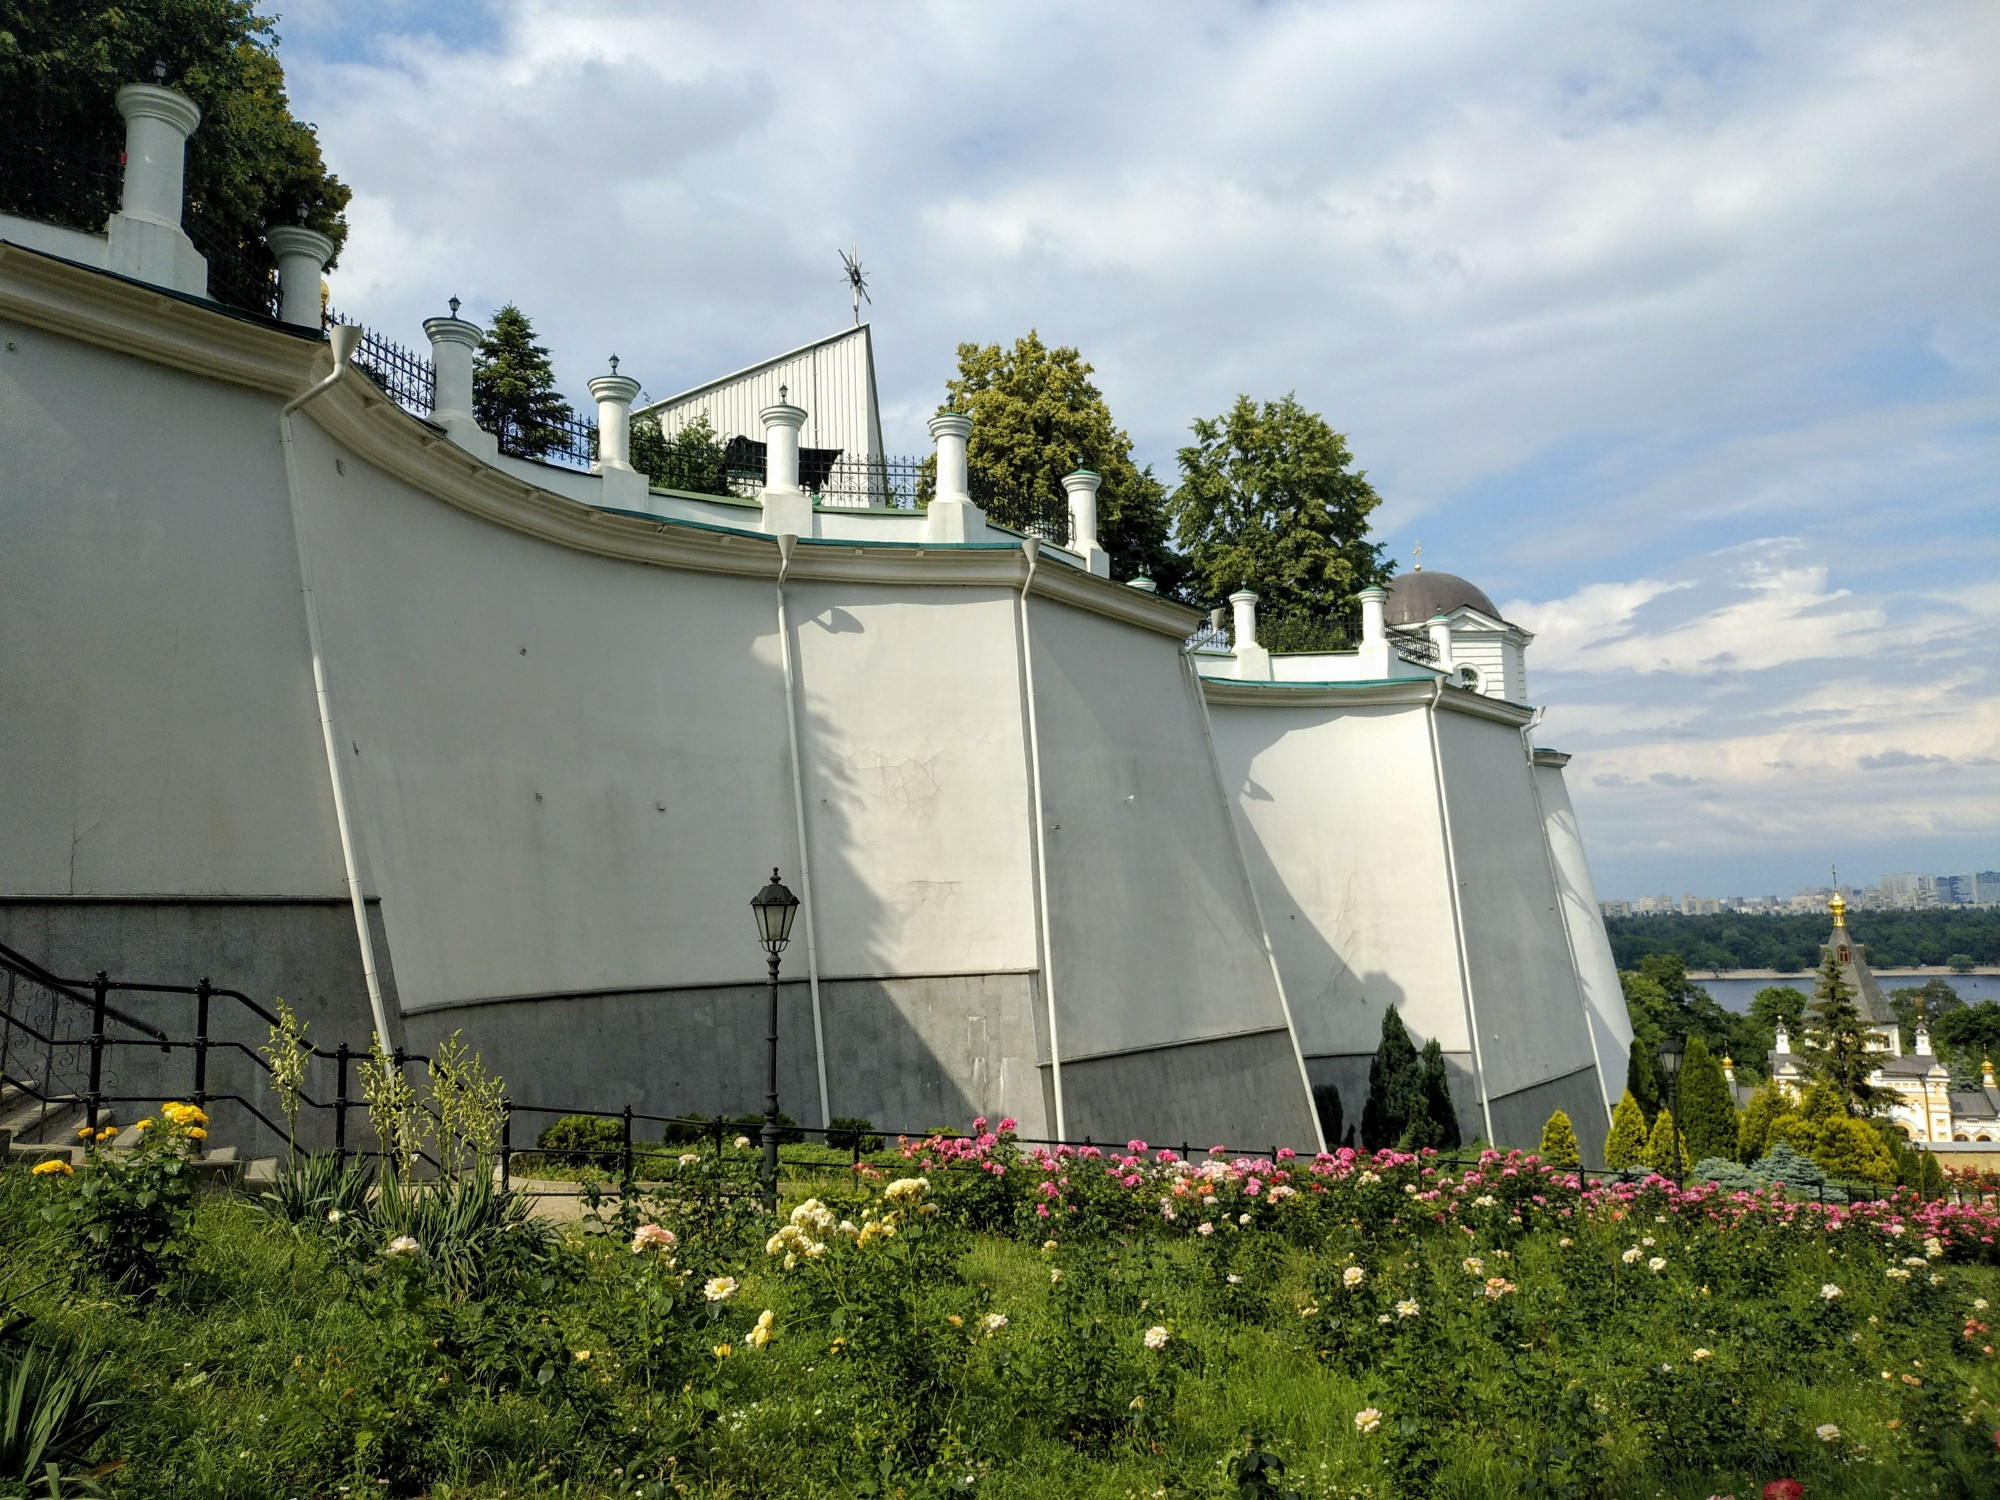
[1383, 571, 1500, 626]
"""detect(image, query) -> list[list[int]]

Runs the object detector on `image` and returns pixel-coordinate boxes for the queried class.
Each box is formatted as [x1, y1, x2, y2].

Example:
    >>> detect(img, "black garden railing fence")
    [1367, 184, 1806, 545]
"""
[0, 939, 1940, 1207]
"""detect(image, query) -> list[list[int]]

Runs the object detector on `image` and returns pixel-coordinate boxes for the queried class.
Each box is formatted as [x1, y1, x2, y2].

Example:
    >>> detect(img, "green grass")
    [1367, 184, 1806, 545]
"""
[6, 1160, 2000, 1498]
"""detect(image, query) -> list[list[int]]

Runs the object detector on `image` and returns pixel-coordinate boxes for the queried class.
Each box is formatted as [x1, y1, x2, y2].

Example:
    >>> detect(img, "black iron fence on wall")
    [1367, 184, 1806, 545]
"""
[325, 308, 436, 419]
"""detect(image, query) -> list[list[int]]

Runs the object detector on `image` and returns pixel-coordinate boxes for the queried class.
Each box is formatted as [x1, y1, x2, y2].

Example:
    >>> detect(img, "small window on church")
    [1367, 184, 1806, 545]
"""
[1836, 945, 1851, 962]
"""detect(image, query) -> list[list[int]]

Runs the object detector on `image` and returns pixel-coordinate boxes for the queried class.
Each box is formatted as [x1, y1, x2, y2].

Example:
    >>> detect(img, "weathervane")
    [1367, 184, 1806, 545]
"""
[840, 246, 870, 325]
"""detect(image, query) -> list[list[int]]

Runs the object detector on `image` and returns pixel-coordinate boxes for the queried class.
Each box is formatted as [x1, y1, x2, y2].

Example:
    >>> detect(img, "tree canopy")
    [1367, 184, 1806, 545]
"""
[1604, 908, 2000, 971]
[0, 1, 351, 313]
[474, 305, 574, 461]
[1171, 394, 1392, 650]
[933, 333, 1180, 591]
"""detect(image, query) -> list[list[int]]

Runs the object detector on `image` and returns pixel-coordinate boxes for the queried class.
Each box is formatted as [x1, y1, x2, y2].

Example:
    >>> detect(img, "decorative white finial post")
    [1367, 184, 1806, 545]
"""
[266, 225, 335, 329]
[104, 80, 207, 295]
[925, 412, 985, 543]
[115, 82, 201, 227]
[588, 355, 646, 507]
[423, 299, 498, 459]
[1063, 469, 1108, 577]
[1354, 585, 1391, 678]
[759, 386, 812, 536]
[1230, 589, 1270, 680]
[1428, 612, 1456, 675]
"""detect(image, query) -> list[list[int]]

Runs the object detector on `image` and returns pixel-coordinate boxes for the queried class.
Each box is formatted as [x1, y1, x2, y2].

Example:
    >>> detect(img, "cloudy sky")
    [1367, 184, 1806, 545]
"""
[275, 0, 1999, 900]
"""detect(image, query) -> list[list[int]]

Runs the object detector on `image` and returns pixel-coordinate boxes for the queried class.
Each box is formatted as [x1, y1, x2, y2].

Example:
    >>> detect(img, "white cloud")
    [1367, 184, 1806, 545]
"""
[276, 0, 2000, 893]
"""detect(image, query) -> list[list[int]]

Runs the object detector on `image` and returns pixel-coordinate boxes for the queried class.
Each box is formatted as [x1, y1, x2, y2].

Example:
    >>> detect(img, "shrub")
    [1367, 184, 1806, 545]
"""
[660, 1113, 712, 1146]
[1642, 1107, 1687, 1172]
[1949, 953, 1975, 973]
[826, 1116, 883, 1153]
[536, 1113, 624, 1167]
[1690, 1156, 1763, 1192]
[40, 1101, 205, 1295]
[728, 1111, 805, 1146]
[1604, 1090, 1647, 1170]
[1538, 1110, 1580, 1168]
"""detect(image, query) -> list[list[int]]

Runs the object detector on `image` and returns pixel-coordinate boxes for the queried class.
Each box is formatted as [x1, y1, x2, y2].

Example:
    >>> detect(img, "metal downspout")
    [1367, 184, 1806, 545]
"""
[276, 326, 393, 1049]
[1521, 708, 1614, 1131]
[774, 533, 831, 1129]
[1015, 539, 1066, 1138]
[1427, 678, 1495, 1145]
[1185, 654, 1324, 1150]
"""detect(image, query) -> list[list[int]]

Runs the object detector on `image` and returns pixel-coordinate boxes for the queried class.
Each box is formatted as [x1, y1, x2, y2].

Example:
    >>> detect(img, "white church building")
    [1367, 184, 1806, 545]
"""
[0, 82, 1633, 1159]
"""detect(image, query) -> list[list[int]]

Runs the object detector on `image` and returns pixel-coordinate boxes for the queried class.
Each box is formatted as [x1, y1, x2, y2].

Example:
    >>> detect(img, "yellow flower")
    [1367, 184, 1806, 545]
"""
[712, 1343, 732, 1360]
[574, 1350, 591, 1362]
[96, 1127, 118, 1142]
[76, 1126, 92, 1139]
[133, 1118, 152, 1133]
[32, 1160, 74, 1177]
[186, 1127, 207, 1140]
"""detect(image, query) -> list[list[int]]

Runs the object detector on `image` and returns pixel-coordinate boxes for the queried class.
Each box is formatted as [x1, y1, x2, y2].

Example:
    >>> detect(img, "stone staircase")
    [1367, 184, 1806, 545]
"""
[1, 1073, 271, 1187]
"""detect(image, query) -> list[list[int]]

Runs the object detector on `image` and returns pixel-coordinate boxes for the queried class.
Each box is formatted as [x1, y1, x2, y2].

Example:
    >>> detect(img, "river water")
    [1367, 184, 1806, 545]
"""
[1697, 974, 2000, 1015]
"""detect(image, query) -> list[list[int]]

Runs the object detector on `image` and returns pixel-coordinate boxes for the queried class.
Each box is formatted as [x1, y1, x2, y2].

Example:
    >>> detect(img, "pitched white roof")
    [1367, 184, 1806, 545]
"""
[635, 324, 884, 462]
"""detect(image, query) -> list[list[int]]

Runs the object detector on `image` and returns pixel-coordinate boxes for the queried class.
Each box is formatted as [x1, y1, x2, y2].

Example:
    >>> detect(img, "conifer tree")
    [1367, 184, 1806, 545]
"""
[474, 304, 575, 460]
[1737, 1081, 1790, 1163]
[1802, 949, 1879, 1114]
[1405, 1038, 1461, 1151]
[1603, 1090, 1647, 1170]
[1311, 1082, 1345, 1148]
[1626, 1040, 1661, 1127]
[1360, 1006, 1425, 1151]
[1642, 1107, 1687, 1174]
[1676, 1035, 1738, 1164]
[1538, 1110, 1581, 1169]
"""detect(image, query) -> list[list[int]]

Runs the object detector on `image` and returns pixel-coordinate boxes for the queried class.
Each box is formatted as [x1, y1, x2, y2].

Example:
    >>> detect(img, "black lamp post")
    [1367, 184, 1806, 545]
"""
[1656, 1035, 1685, 1185]
[750, 868, 800, 1212]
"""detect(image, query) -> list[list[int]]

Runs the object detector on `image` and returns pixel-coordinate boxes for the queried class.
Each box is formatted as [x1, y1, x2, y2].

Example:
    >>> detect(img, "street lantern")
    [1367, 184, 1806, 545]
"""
[1655, 1036, 1684, 1082]
[1655, 1036, 1685, 1185]
[752, 869, 800, 951]
[750, 869, 800, 1210]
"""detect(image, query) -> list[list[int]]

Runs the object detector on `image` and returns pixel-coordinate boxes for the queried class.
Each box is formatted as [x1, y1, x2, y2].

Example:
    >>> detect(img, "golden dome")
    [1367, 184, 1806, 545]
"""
[1829, 890, 1847, 928]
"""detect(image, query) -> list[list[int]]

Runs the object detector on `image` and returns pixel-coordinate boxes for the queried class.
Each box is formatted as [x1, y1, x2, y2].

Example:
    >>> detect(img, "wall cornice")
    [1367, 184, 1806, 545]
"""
[0, 244, 1203, 640]
[1201, 675, 1536, 725]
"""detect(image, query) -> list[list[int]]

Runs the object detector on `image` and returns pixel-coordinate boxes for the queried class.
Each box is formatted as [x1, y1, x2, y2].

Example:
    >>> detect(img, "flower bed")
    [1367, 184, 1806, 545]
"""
[5, 1119, 2000, 1497]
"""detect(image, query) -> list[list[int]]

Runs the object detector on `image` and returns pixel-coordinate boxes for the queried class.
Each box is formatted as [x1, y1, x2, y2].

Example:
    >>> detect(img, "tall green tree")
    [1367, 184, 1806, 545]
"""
[1171, 394, 1391, 649]
[1889, 978, 1963, 1052]
[1736, 1082, 1789, 1164]
[1625, 1038, 1661, 1127]
[1801, 949, 1879, 1114]
[0, 1, 351, 312]
[474, 305, 574, 460]
[1359, 1007, 1425, 1151]
[1749, 985, 1808, 1051]
[1675, 1035, 1737, 1164]
[1407, 1038, 1461, 1152]
[934, 332, 1180, 590]
[1642, 1107, 1687, 1174]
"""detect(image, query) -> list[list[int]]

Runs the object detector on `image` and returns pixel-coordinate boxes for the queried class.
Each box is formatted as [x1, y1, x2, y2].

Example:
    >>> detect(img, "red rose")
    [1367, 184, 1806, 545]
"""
[1762, 1481, 1805, 1500]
